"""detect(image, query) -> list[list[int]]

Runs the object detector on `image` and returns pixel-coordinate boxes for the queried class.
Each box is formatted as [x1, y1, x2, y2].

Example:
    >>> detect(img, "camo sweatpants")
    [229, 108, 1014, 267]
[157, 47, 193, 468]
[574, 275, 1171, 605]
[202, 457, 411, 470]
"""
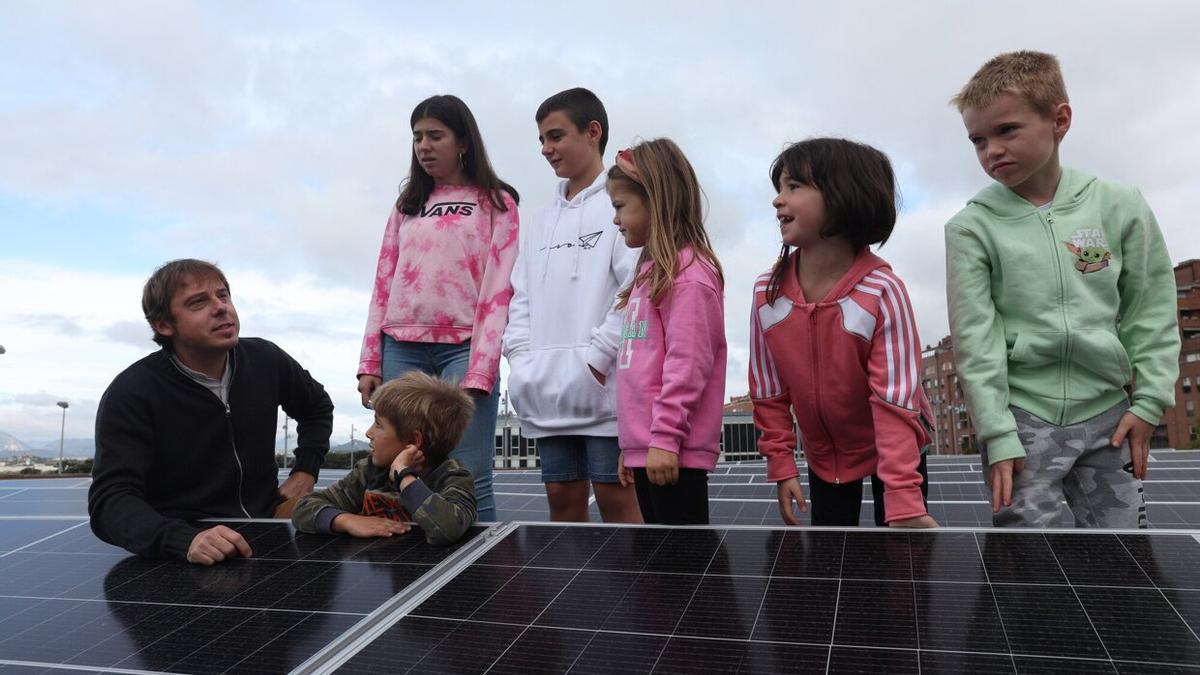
[981, 402, 1147, 528]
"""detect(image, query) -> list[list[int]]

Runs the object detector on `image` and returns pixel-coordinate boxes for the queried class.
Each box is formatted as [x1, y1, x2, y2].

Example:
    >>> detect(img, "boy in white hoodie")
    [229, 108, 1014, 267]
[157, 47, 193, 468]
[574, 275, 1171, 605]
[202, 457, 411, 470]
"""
[503, 88, 642, 522]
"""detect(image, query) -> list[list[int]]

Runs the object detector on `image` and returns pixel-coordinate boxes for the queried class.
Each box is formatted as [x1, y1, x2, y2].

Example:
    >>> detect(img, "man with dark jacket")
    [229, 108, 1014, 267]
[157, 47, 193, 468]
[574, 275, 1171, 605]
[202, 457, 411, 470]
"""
[89, 259, 333, 564]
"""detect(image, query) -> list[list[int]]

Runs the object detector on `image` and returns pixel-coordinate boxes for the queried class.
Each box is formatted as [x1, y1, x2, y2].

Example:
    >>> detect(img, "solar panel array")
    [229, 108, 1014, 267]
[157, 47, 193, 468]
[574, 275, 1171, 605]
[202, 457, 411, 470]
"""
[0, 449, 1198, 674]
[332, 524, 1200, 674]
[4, 450, 1200, 528]
[490, 450, 1200, 528]
[0, 518, 488, 674]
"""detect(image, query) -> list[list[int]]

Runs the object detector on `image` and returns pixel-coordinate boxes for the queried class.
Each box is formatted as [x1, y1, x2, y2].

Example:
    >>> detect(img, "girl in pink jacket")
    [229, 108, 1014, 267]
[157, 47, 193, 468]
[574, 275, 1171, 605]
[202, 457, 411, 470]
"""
[750, 138, 937, 528]
[357, 95, 520, 522]
[607, 138, 726, 525]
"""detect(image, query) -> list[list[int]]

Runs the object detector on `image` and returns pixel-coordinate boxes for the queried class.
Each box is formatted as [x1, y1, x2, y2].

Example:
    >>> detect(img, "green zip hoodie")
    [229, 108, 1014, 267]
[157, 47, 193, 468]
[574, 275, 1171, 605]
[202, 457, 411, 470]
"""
[945, 166, 1179, 464]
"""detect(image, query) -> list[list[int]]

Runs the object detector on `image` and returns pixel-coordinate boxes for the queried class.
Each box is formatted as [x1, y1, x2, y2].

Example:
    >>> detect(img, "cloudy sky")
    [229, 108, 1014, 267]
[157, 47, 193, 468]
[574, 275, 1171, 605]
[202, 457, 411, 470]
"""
[2, 1, 1197, 448]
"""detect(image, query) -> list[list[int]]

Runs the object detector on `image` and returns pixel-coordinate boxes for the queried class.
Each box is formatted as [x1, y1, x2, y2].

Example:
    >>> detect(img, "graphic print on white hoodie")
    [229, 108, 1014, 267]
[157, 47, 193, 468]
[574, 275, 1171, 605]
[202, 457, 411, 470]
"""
[502, 170, 641, 438]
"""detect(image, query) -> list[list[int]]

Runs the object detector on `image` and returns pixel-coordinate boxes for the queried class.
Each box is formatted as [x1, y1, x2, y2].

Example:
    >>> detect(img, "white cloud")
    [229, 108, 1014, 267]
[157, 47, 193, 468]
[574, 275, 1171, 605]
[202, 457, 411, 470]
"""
[2, 0, 1199, 444]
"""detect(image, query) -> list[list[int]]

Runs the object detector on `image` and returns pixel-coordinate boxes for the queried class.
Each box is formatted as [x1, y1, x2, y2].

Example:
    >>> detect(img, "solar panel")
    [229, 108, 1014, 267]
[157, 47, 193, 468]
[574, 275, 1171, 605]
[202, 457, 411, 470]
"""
[325, 523, 1200, 673]
[0, 519, 486, 674]
[2, 448, 1200, 673]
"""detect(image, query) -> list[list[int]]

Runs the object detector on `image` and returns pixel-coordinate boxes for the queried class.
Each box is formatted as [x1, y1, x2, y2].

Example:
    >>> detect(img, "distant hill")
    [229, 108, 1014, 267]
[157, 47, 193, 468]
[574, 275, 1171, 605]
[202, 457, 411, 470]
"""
[330, 440, 368, 454]
[38, 438, 96, 458]
[0, 432, 96, 458]
[0, 432, 30, 455]
[0, 434, 368, 459]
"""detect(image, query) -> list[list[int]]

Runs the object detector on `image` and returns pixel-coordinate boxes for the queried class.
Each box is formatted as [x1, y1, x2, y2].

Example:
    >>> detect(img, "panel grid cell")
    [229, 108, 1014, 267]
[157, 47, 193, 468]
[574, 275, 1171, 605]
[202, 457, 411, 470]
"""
[335, 524, 1200, 674]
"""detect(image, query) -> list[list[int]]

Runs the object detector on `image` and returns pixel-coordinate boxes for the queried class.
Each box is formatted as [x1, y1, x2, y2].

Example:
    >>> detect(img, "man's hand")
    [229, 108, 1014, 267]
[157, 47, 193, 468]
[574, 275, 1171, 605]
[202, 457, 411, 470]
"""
[187, 525, 252, 566]
[358, 375, 382, 408]
[278, 471, 316, 502]
[1111, 411, 1154, 480]
[646, 447, 679, 486]
[988, 458, 1026, 513]
[390, 445, 425, 480]
[776, 477, 808, 526]
[589, 364, 607, 386]
[332, 513, 412, 539]
[890, 515, 939, 528]
[617, 452, 634, 488]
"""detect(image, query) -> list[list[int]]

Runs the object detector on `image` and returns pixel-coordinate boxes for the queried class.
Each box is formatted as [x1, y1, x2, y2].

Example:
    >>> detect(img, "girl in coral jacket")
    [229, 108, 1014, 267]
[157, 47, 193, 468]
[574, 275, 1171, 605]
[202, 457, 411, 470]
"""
[357, 95, 520, 522]
[750, 138, 937, 528]
[607, 138, 727, 525]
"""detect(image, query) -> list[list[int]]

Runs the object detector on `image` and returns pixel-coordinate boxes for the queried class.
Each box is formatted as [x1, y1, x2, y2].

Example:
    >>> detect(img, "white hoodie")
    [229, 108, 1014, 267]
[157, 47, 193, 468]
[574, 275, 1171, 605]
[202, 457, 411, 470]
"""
[502, 170, 640, 438]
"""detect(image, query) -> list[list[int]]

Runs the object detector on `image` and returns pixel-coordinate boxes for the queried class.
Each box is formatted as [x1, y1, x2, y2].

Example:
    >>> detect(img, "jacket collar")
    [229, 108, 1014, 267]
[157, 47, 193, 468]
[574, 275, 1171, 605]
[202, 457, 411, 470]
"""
[968, 166, 1097, 217]
[782, 248, 890, 304]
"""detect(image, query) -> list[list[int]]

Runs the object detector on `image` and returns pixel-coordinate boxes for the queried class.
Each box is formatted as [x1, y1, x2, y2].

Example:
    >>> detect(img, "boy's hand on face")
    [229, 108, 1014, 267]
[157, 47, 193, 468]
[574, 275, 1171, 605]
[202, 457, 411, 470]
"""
[775, 477, 808, 526]
[391, 445, 425, 476]
[989, 458, 1026, 512]
[890, 515, 939, 528]
[1111, 411, 1154, 480]
[646, 447, 679, 486]
[332, 513, 412, 539]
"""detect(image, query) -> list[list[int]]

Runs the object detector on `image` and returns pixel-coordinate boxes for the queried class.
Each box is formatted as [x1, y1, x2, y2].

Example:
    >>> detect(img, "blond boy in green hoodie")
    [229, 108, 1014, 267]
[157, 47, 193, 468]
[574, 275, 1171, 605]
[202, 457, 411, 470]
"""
[945, 51, 1179, 527]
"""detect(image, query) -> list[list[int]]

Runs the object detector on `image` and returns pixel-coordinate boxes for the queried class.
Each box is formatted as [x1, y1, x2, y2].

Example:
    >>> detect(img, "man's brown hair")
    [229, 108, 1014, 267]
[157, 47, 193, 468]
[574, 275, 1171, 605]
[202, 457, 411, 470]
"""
[370, 372, 475, 462]
[951, 50, 1068, 116]
[142, 259, 230, 347]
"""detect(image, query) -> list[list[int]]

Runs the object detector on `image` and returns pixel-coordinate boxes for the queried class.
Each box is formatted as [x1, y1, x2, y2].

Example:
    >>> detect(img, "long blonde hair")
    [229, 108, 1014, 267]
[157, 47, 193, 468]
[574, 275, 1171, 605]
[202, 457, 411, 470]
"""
[608, 138, 723, 309]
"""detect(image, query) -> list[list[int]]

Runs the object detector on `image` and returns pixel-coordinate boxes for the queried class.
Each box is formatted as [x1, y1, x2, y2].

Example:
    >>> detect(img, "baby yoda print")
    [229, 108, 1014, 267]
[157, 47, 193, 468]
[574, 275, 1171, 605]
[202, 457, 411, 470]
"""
[1064, 241, 1111, 274]
[1064, 228, 1112, 274]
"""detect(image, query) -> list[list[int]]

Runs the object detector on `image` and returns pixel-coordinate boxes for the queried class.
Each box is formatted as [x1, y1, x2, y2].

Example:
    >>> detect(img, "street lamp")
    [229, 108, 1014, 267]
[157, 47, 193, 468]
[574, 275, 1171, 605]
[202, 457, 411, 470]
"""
[56, 401, 68, 475]
[281, 417, 290, 469]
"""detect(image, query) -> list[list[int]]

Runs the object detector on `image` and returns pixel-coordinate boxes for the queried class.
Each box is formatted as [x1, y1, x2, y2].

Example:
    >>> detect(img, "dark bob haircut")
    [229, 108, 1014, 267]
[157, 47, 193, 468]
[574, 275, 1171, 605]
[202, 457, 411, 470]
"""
[765, 138, 899, 302]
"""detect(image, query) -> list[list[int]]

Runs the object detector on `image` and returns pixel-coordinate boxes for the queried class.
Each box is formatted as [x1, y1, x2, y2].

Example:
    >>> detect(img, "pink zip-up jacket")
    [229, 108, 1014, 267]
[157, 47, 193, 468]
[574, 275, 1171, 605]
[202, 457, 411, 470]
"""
[616, 248, 727, 471]
[749, 250, 933, 522]
[358, 185, 519, 392]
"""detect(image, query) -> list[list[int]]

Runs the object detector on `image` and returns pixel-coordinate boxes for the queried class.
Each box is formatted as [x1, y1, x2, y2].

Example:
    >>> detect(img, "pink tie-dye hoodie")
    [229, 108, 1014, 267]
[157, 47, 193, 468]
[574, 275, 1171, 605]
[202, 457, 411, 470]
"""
[358, 185, 520, 393]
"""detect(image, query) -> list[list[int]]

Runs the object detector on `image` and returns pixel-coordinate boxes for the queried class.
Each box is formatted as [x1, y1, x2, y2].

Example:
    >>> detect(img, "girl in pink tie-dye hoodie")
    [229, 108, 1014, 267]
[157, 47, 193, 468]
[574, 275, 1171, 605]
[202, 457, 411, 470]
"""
[357, 94, 520, 522]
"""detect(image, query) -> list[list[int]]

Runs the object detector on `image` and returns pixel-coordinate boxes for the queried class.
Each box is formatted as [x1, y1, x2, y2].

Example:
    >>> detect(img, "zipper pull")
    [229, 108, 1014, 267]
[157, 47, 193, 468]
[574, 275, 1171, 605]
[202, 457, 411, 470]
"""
[225, 404, 231, 417]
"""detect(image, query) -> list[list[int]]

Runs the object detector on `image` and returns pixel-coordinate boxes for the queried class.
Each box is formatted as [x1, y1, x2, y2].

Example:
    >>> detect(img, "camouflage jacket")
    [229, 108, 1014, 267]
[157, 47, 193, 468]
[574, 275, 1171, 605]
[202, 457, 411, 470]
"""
[292, 457, 476, 546]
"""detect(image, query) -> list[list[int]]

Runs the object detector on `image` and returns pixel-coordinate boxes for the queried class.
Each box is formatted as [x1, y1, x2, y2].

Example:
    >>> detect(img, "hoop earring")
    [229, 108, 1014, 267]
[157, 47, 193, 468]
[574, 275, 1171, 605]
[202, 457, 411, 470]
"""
[459, 151, 466, 169]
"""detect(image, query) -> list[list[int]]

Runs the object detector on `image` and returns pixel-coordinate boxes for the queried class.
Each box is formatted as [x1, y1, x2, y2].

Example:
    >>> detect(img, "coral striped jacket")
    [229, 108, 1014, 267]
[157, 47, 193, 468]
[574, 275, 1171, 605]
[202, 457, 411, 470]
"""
[749, 250, 933, 522]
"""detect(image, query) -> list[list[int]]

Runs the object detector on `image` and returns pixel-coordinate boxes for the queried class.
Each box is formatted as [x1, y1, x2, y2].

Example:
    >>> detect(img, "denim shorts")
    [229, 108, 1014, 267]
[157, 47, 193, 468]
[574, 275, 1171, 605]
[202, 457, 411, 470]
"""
[537, 435, 620, 484]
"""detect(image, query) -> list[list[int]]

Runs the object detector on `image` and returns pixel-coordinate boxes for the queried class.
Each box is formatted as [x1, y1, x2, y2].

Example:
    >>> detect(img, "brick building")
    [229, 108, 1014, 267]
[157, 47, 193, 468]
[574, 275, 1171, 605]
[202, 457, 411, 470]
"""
[1162, 259, 1200, 449]
[921, 336, 977, 455]
[723, 394, 753, 415]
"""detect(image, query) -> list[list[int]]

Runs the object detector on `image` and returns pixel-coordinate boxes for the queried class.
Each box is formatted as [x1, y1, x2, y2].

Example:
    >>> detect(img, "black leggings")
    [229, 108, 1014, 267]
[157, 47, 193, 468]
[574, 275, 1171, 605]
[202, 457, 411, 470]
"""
[632, 468, 710, 525]
[807, 454, 929, 526]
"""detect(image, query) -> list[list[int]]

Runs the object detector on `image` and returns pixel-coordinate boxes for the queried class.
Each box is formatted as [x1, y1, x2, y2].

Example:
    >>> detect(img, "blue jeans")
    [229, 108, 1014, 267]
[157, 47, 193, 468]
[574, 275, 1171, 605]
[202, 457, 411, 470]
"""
[381, 336, 498, 521]
[537, 435, 621, 483]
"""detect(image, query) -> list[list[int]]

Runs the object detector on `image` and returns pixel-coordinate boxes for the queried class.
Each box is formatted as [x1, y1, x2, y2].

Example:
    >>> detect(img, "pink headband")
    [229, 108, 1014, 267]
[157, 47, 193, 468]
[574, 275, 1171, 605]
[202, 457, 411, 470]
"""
[615, 148, 642, 184]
